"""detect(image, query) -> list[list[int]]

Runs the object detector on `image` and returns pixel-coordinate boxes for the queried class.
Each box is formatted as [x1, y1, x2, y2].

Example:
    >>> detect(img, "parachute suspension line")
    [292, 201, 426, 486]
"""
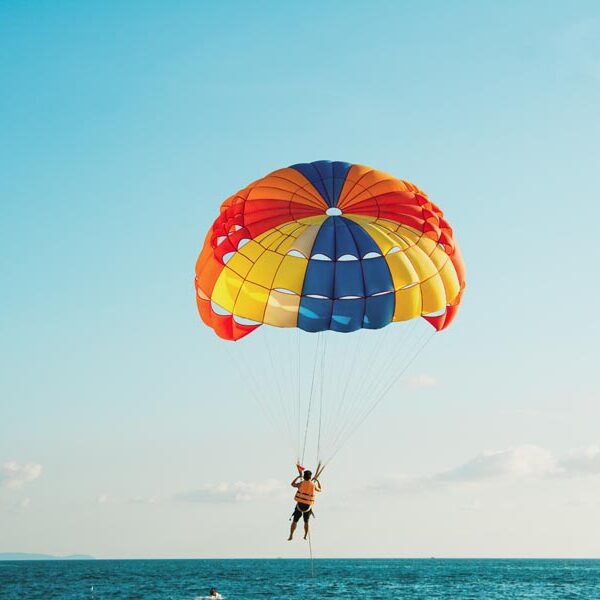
[321, 325, 359, 453]
[367, 321, 433, 407]
[333, 327, 393, 440]
[325, 324, 403, 457]
[223, 344, 298, 456]
[223, 345, 276, 427]
[316, 334, 327, 464]
[260, 330, 296, 454]
[326, 322, 428, 463]
[297, 328, 302, 464]
[350, 320, 421, 420]
[324, 329, 436, 467]
[332, 318, 423, 454]
[302, 332, 322, 465]
[314, 461, 326, 480]
[361, 326, 435, 429]
[328, 329, 370, 453]
[282, 327, 298, 463]
[323, 322, 417, 461]
[288, 329, 302, 462]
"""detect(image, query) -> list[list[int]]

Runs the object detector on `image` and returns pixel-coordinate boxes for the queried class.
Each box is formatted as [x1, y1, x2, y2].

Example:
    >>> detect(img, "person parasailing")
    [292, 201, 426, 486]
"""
[288, 464, 322, 541]
[193, 160, 466, 544]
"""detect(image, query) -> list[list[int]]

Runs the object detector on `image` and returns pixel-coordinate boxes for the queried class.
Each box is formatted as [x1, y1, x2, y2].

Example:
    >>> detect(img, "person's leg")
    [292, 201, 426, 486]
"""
[288, 508, 301, 540]
[288, 520, 298, 541]
[303, 511, 311, 539]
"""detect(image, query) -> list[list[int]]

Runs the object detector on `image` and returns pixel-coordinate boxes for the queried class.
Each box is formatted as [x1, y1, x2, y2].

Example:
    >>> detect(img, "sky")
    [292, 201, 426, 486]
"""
[1, 0, 600, 559]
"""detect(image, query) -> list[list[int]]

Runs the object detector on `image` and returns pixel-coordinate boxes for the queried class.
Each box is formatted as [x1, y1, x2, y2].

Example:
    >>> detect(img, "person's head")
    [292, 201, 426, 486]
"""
[209, 588, 217, 595]
[303, 470, 312, 481]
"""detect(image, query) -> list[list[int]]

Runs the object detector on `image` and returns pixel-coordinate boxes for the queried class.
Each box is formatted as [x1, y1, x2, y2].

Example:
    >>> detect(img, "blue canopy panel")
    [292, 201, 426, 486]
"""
[309, 217, 336, 260]
[302, 260, 335, 299]
[330, 298, 366, 332]
[290, 160, 353, 207]
[297, 216, 396, 332]
[333, 217, 359, 260]
[334, 261, 365, 298]
[298, 297, 333, 332]
[364, 293, 395, 329]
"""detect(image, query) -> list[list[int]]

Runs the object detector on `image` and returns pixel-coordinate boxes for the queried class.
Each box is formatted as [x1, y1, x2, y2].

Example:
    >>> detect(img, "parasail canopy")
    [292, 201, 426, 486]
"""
[195, 161, 465, 341]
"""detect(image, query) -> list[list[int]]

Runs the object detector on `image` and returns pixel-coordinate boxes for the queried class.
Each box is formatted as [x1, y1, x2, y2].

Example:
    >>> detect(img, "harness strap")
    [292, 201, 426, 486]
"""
[289, 504, 316, 520]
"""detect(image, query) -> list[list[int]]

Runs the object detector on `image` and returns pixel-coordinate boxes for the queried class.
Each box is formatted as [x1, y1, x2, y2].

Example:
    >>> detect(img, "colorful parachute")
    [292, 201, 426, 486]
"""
[195, 161, 465, 341]
[195, 161, 465, 465]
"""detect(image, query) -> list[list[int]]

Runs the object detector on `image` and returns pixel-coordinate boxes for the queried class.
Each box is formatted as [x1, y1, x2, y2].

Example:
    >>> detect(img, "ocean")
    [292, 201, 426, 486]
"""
[1, 558, 599, 599]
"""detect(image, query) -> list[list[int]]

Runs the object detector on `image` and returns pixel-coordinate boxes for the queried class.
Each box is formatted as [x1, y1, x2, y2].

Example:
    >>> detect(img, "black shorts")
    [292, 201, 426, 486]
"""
[292, 503, 313, 523]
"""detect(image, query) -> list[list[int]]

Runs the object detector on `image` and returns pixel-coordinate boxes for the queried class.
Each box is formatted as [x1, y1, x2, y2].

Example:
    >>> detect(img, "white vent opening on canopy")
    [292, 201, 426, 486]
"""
[311, 253, 332, 261]
[287, 250, 306, 258]
[210, 301, 230, 316]
[325, 207, 342, 216]
[233, 314, 262, 326]
[423, 307, 446, 318]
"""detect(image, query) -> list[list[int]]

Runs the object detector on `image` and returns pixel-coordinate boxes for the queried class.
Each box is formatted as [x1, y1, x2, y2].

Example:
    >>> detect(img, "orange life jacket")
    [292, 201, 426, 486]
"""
[294, 480, 316, 506]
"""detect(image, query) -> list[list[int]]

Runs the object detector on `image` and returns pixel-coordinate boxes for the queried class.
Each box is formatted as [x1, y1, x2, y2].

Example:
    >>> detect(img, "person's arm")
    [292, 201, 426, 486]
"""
[314, 478, 322, 492]
[290, 475, 302, 488]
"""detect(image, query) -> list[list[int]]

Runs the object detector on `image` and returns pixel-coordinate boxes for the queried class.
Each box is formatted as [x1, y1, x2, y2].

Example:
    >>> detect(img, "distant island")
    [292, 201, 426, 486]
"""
[0, 553, 94, 561]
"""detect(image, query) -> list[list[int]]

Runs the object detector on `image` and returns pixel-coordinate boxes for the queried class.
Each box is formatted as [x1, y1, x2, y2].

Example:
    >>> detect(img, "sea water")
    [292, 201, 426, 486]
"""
[1, 558, 600, 599]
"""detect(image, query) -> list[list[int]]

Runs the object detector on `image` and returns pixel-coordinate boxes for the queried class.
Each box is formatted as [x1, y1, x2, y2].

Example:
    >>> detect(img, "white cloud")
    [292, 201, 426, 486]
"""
[563, 496, 600, 509]
[558, 445, 600, 476]
[407, 374, 437, 388]
[436, 445, 557, 483]
[128, 496, 159, 505]
[0, 462, 43, 490]
[371, 444, 600, 495]
[97, 493, 159, 505]
[175, 479, 286, 504]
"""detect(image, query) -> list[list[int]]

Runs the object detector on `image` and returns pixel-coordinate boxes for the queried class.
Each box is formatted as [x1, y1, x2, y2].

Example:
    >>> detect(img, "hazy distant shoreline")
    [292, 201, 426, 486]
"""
[0, 553, 94, 561]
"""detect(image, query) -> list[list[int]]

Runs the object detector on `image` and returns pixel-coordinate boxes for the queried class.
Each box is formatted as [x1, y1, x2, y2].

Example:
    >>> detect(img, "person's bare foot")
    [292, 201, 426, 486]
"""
[303, 535, 308, 540]
[287, 535, 293, 541]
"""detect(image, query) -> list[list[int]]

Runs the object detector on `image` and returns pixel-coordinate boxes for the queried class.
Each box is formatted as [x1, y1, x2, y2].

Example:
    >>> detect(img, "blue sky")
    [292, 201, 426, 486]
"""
[1, 1, 600, 558]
